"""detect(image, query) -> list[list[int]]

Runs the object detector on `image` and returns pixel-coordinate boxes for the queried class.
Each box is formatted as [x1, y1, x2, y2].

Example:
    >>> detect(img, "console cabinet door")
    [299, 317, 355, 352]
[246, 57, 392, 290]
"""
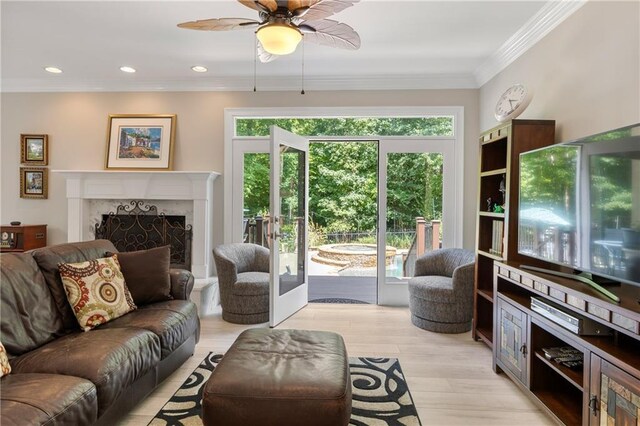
[589, 355, 640, 426]
[496, 296, 528, 385]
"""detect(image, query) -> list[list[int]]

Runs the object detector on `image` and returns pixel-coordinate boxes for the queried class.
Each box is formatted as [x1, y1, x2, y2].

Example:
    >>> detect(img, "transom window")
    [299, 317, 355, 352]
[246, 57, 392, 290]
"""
[234, 116, 455, 137]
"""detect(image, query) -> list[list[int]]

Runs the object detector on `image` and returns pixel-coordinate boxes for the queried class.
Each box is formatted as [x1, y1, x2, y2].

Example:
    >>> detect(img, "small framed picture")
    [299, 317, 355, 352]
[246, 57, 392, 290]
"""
[105, 114, 176, 170]
[21, 134, 48, 165]
[20, 167, 48, 199]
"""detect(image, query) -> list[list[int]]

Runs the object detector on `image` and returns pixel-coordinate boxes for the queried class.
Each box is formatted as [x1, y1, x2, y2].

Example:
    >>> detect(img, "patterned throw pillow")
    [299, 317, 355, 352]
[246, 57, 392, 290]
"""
[0, 342, 11, 377]
[58, 255, 137, 331]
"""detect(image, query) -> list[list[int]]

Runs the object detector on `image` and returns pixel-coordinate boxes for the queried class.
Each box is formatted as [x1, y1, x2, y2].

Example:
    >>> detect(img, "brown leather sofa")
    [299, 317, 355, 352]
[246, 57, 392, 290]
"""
[0, 240, 199, 426]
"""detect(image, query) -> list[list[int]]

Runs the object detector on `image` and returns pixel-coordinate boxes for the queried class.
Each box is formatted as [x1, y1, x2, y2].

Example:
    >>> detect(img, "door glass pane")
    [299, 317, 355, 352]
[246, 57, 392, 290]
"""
[386, 152, 443, 283]
[278, 145, 306, 296]
[243, 153, 270, 245]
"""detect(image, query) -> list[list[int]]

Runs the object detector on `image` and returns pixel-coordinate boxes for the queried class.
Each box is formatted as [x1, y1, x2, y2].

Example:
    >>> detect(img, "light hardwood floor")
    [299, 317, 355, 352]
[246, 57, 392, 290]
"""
[118, 304, 554, 426]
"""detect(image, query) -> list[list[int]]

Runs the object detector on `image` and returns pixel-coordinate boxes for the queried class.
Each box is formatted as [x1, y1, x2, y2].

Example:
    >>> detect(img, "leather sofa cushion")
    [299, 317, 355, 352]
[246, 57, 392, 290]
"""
[100, 300, 199, 358]
[0, 373, 98, 426]
[106, 246, 173, 305]
[31, 239, 118, 332]
[234, 272, 269, 296]
[0, 253, 65, 356]
[9, 327, 160, 415]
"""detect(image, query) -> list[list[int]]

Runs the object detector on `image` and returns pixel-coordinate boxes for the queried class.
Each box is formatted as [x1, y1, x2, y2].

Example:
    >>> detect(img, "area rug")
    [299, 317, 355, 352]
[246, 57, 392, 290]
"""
[149, 353, 421, 426]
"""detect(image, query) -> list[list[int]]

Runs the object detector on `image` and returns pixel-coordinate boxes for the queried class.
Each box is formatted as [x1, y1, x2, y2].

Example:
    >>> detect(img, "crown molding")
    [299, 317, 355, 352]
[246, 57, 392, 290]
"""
[474, 0, 587, 87]
[0, 73, 478, 93]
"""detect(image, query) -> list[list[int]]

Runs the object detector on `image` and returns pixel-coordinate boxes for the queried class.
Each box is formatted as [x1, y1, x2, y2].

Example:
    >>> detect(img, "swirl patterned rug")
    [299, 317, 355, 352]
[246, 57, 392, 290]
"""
[149, 353, 421, 426]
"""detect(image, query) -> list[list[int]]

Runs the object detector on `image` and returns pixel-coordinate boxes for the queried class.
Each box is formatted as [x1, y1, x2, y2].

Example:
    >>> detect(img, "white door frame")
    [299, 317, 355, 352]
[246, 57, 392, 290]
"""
[377, 138, 456, 305]
[224, 107, 465, 306]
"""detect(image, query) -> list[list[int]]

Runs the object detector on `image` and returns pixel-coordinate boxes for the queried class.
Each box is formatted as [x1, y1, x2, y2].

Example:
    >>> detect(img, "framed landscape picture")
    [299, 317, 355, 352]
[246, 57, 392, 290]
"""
[21, 134, 48, 165]
[105, 114, 176, 170]
[20, 167, 48, 199]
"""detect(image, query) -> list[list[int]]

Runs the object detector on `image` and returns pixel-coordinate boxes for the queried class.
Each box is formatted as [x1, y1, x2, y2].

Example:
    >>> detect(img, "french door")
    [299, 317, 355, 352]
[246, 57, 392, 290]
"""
[377, 139, 455, 305]
[230, 137, 457, 307]
[268, 126, 309, 327]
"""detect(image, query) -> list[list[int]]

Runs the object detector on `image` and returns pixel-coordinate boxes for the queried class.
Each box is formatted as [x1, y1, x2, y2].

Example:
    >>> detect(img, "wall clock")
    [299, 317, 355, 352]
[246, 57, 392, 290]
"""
[494, 84, 533, 123]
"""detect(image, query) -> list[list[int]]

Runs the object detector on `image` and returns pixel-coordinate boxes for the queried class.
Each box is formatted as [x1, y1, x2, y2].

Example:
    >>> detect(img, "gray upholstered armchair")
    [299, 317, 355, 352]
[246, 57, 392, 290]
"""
[408, 248, 475, 333]
[213, 243, 270, 324]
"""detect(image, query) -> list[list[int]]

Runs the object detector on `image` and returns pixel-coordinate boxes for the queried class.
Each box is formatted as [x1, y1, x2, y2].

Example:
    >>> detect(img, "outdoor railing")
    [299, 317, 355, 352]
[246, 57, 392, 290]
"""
[243, 215, 442, 278]
[403, 218, 441, 277]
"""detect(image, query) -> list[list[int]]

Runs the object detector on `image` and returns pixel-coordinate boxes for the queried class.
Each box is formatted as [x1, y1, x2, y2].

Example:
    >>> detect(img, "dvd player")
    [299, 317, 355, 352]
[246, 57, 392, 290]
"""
[531, 297, 612, 336]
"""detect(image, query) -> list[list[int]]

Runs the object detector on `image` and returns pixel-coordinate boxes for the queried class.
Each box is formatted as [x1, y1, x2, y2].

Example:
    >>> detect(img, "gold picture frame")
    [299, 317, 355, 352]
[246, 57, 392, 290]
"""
[21, 134, 48, 165]
[20, 167, 48, 199]
[105, 114, 176, 170]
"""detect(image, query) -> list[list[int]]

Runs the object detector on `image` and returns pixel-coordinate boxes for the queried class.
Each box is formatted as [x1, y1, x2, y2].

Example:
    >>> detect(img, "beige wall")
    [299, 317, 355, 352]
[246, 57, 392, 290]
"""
[0, 90, 479, 250]
[480, 1, 640, 140]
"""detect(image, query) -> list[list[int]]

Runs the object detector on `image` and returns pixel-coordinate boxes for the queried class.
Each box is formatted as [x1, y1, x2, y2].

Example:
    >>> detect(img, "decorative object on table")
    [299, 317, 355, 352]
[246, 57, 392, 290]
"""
[0, 224, 47, 252]
[105, 114, 176, 170]
[499, 173, 506, 204]
[20, 134, 48, 165]
[149, 353, 421, 426]
[19, 167, 48, 199]
[1, 231, 15, 249]
[494, 84, 533, 122]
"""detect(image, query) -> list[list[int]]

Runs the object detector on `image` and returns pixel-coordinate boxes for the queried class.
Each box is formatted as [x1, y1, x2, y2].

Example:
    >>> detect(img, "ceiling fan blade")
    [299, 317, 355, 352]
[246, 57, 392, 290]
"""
[288, 0, 321, 12]
[178, 18, 260, 31]
[299, 0, 359, 21]
[302, 19, 360, 50]
[237, 0, 278, 12]
[257, 41, 280, 63]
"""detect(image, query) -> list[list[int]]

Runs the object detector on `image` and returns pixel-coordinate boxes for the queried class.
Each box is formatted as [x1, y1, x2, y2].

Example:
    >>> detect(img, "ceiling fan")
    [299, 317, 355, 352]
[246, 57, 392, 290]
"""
[177, 0, 361, 62]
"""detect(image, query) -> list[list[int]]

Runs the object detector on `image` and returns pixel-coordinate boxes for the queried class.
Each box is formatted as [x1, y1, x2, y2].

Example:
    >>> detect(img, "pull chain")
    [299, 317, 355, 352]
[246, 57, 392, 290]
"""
[253, 35, 257, 92]
[301, 38, 305, 95]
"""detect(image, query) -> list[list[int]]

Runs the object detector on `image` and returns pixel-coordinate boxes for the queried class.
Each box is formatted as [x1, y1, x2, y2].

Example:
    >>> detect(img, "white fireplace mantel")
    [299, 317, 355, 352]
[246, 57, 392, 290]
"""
[53, 170, 220, 278]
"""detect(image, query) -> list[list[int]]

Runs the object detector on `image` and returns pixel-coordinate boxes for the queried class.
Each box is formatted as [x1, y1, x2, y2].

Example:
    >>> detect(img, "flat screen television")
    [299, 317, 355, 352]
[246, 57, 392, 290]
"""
[518, 123, 640, 289]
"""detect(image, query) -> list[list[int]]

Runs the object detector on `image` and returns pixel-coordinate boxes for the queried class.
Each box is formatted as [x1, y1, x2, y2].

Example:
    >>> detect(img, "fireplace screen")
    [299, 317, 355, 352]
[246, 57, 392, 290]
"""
[95, 201, 192, 270]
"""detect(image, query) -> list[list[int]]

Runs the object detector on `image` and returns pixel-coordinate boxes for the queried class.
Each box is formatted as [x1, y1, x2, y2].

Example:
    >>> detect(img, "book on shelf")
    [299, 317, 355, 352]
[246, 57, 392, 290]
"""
[489, 220, 503, 256]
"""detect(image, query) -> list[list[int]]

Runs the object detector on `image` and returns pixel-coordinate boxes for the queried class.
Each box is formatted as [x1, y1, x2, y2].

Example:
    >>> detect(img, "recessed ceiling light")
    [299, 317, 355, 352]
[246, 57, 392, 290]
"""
[44, 66, 63, 74]
[191, 66, 208, 73]
[120, 66, 136, 73]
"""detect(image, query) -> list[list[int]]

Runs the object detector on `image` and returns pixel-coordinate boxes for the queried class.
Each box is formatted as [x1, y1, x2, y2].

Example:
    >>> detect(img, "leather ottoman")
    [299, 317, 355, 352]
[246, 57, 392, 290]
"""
[202, 328, 351, 426]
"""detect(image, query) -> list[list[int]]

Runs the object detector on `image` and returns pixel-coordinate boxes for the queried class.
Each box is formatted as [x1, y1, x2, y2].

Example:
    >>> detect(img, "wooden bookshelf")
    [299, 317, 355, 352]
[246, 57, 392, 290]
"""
[472, 119, 555, 348]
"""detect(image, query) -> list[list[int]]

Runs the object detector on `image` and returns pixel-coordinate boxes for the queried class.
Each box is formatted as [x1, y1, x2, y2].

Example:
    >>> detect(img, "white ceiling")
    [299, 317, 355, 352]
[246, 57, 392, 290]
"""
[0, 1, 583, 92]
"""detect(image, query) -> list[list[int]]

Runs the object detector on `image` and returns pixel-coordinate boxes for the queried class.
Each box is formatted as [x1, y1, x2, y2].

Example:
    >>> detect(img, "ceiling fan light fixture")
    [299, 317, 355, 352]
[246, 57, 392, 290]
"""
[256, 23, 302, 56]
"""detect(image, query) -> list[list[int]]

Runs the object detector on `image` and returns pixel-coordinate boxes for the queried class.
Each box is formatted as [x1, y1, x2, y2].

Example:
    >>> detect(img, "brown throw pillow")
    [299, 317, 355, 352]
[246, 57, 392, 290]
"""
[58, 255, 136, 331]
[106, 246, 172, 305]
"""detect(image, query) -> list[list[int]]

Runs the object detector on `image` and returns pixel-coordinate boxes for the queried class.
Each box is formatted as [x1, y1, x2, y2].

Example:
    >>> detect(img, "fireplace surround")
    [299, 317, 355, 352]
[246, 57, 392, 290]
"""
[54, 170, 220, 279]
